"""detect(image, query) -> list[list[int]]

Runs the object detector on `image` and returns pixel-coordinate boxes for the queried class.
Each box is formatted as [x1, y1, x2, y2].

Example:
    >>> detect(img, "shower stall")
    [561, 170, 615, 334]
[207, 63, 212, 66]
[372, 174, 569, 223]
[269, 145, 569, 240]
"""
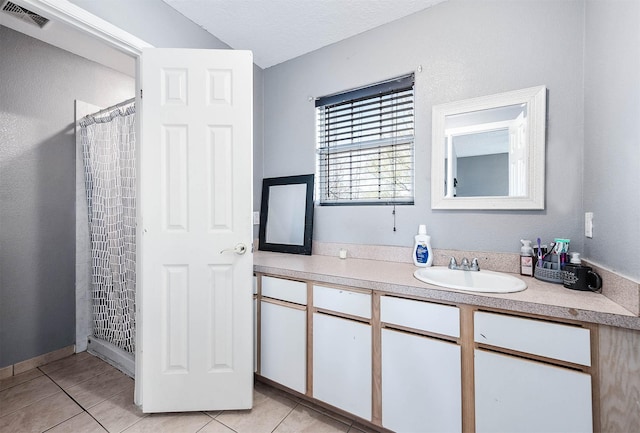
[76, 98, 137, 376]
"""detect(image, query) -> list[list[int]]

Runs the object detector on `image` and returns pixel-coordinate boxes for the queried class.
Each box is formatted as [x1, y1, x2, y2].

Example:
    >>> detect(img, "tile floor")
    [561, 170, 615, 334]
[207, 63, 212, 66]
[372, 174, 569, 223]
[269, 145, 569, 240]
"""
[0, 352, 376, 433]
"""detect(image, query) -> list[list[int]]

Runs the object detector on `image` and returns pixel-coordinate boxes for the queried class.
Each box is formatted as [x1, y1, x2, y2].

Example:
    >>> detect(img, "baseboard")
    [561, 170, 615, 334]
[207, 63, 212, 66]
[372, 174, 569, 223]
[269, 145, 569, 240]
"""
[87, 337, 135, 378]
[2, 345, 76, 378]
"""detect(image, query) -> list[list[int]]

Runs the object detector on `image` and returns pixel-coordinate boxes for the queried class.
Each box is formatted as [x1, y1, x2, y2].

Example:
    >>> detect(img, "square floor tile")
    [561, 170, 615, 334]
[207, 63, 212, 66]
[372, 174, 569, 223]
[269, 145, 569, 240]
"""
[0, 368, 43, 392]
[274, 405, 350, 433]
[66, 366, 134, 409]
[215, 384, 297, 433]
[198, 419, 236, 433]
[88, 386, 146, 433]
[295, 398, 355, 427]
[0, 375, 60, 417]
[122, 412, 212, 433]
[46, 355, 116, 390]
[46, 411, 108, 433]
[39, 352, 94, 375]
[0, 392, 82, 433]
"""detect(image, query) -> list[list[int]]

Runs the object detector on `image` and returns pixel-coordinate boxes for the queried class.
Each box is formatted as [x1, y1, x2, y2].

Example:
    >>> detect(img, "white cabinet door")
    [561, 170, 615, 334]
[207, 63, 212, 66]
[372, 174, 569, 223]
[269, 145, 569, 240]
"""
[475, 349, 592, 433]
[474, 311, 591, 366]
[262, 276, 307, 304]
[260, 301, 306, 393]
[313, 313, 372, 420]
[382, 329, 462, 433]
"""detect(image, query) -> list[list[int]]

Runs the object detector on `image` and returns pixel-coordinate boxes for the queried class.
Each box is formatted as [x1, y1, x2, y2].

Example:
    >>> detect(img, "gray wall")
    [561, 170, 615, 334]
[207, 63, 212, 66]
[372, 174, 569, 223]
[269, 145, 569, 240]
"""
[0, 26, 135, 367]
[263, 0, 585, 253]
[584, 0, 640, 280]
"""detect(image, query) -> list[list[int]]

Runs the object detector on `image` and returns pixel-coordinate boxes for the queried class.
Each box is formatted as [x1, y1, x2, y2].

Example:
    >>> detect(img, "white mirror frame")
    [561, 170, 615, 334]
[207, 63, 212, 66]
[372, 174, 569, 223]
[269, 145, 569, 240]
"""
[431, 85, 547, 210]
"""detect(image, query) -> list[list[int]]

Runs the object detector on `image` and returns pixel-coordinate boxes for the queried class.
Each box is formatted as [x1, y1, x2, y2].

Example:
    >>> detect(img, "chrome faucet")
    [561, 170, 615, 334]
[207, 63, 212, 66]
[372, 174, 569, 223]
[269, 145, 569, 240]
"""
[448, 257, 480, 271]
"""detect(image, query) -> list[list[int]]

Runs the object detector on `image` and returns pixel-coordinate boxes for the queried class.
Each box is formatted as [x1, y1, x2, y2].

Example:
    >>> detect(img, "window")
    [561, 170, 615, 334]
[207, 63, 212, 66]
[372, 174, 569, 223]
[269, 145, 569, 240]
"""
[316, 74, 414, 205]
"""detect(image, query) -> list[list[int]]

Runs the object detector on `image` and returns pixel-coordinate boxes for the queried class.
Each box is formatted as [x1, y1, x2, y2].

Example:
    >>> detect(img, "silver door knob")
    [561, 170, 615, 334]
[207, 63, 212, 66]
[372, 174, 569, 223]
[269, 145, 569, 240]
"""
[220, 243, 247, 255]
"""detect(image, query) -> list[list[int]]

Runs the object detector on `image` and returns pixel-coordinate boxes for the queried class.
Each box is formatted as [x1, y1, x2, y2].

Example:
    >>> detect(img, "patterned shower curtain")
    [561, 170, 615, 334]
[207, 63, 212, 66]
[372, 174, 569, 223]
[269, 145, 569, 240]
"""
[79, 102, 136, 353]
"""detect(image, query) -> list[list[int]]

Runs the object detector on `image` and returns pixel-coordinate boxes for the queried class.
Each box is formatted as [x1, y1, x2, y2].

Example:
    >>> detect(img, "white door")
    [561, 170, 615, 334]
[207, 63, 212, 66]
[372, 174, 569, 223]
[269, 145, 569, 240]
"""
[135, 48, 254, 413]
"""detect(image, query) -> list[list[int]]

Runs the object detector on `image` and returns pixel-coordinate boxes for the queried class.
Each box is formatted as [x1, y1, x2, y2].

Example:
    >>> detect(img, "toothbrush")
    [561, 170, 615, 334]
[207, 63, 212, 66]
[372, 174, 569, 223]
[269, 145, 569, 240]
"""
[542, 242, 555, 261]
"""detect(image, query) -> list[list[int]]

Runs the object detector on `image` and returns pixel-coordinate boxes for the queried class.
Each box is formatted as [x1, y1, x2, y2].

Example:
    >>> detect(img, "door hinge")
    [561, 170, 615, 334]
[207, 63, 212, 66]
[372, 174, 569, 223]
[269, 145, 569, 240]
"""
[140, 89, 143, 99]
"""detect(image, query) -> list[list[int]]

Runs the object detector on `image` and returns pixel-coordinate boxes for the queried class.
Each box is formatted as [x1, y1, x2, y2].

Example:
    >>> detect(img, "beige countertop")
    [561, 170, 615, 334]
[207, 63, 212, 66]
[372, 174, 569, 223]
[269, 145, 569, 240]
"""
[254, 251, 640, 331]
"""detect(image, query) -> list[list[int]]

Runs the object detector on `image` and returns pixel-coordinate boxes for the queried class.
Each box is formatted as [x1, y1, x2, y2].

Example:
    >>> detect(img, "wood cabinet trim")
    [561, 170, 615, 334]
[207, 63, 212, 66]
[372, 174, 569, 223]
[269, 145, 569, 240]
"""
[475, 344, 593, 373]
[259, 273, 306, 284]
[260, 296, 307, 311]
[371, 292, 382, 425]
[312, 307, 372, 325]
[588, 323, 601, 433]
[256, 275, 262, 375]
[312, 282, 373, 295]
[380, 322, 460, 344]
[306, 281, 314, 398]
[460, 304, 476, 433]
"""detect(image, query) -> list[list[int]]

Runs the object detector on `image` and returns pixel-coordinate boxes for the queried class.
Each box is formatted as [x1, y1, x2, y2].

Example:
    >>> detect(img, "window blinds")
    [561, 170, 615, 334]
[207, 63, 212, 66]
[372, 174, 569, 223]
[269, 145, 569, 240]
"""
[316, 74, 414, 205]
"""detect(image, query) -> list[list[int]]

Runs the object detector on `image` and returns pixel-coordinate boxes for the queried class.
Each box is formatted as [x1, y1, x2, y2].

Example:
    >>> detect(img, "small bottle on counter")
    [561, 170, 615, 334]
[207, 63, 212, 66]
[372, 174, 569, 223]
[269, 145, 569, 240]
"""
[413, 224, 433, 267]
[520, 239, 534, 276]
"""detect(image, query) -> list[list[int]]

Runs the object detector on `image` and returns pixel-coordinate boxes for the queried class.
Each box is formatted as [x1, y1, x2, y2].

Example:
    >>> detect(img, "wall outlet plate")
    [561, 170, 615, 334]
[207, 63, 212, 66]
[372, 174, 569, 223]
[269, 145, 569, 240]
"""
[585, 212, 593, 238]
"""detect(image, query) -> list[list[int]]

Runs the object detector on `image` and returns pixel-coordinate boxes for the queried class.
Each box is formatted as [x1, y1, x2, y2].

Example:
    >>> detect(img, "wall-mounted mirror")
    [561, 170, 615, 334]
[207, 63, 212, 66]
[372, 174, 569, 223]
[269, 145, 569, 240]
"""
[431, 86, 547, 209]
[259, 174, 314, 255]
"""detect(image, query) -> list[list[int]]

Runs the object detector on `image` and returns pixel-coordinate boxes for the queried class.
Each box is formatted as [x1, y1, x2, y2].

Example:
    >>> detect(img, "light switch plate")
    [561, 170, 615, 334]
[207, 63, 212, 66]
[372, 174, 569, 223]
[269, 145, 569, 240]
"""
[253, 211, 260, 225]
[585, 212, 593, 238]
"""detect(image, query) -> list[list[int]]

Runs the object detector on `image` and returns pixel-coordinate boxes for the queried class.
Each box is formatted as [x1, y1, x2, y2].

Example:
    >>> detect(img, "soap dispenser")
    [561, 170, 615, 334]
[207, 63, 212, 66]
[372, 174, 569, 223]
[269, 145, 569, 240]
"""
[413, 224, 433, 267]
[520, 239, 534, 276]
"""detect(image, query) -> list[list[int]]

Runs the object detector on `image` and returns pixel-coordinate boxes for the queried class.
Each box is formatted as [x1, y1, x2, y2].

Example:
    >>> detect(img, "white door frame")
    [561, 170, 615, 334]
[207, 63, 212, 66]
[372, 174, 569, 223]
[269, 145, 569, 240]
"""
[14, 0, 151, 57]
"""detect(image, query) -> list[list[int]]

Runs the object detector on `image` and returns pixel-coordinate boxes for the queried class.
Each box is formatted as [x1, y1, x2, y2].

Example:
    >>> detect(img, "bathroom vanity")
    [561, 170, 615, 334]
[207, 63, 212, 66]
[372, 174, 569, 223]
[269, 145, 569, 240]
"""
[253, 251, 640, 433]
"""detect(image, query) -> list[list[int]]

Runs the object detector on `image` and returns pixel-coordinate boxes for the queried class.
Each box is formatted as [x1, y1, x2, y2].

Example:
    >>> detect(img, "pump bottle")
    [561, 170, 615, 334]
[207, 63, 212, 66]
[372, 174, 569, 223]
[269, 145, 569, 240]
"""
[520, 239, 534, 276]
[413, 225, 433, 267]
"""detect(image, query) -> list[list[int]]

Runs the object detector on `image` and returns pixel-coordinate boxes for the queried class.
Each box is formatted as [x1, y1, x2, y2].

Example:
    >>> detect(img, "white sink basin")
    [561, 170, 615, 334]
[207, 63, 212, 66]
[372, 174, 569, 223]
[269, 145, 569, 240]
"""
[414, 267, 527, 293]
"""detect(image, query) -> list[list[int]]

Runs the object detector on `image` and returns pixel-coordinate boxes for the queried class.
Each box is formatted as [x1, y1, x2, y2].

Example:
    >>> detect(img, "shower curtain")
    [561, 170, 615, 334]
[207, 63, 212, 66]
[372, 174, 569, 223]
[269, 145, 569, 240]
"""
[79, 101, 136, 354]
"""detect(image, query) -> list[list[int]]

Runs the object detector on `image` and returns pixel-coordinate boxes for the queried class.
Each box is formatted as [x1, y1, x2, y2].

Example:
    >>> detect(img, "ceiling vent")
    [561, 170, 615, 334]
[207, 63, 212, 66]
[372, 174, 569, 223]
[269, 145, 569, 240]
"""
[2, 1, 50, 28]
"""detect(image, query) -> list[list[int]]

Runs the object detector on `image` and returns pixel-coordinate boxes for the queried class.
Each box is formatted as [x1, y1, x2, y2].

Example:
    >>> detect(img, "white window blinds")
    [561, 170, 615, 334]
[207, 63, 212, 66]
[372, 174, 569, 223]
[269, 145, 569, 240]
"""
[316, 74, 414, 205]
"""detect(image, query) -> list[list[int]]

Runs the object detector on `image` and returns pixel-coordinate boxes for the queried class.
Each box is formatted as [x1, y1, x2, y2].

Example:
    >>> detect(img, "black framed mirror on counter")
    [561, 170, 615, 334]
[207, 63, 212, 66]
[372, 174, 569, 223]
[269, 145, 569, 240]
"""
[258, 174, 314, 255]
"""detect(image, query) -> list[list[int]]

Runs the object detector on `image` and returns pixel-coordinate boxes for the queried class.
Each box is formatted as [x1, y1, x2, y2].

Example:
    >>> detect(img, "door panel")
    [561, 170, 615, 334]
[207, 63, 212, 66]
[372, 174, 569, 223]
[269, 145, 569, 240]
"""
[136, 48, 253, 412]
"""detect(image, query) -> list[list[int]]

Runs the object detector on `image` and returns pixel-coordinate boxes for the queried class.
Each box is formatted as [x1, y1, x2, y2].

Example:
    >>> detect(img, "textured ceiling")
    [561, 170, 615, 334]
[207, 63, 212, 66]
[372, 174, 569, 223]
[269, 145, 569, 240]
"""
[163, 0, 447, 68]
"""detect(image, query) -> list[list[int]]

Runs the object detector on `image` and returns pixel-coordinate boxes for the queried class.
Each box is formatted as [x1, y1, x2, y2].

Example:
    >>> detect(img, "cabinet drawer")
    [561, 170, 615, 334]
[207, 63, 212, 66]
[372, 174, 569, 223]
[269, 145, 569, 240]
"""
[474, 312, 591, 366]
[381, 296, 460, 338]
[313, 285, 371, 319]
[261, 276, 307, 305]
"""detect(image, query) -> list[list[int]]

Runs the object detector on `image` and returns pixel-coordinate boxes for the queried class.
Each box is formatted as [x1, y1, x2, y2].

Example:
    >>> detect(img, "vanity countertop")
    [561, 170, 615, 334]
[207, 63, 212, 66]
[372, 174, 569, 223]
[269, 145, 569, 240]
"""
[254, 251, 640, 331]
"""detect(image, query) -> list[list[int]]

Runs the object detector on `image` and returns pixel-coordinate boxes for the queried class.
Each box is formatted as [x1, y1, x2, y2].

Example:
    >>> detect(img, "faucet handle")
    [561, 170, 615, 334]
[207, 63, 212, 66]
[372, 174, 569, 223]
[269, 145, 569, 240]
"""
[471, 258, 480, 271]
[448, 257, 458, 269]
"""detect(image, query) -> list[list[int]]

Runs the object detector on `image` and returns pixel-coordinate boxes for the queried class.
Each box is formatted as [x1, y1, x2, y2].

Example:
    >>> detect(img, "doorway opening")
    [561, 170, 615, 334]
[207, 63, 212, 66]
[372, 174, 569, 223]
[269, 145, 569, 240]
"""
[77, 98, 137, 376]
